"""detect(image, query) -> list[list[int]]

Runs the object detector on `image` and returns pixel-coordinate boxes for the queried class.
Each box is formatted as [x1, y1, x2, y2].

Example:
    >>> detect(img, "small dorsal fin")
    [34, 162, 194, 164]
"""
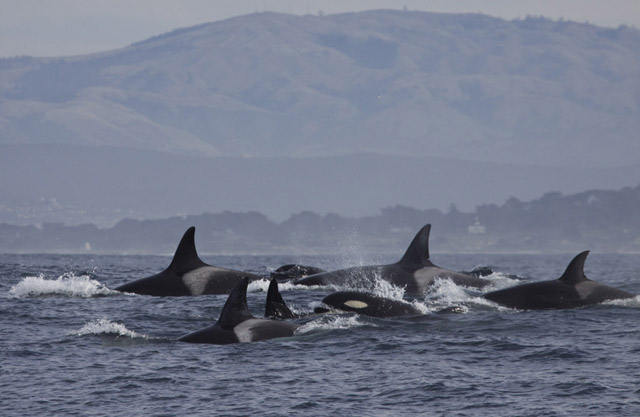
[397, 224, 432, 267]
[216, 277, 253, 329]
[168, 227, 207, 275]
[559, 251, 590, 284]
[265, 278, 297, 319]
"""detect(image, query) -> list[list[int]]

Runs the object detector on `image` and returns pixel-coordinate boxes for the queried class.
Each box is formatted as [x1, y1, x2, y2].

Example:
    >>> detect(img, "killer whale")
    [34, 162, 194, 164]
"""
[483, 251, 636, 310]
[265, 278, 329, 318]
[322, 291, 423, 317]
[265, 278, 299, 319]
[178, 277, 299, 344]
[114, 227, 262, 296]
[294, 224, 489, 294]
[322, 291, 465, 317]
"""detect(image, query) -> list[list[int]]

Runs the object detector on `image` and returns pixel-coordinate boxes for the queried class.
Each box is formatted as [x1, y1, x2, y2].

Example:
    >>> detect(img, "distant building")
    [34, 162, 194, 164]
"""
[468, 219, 486, 235]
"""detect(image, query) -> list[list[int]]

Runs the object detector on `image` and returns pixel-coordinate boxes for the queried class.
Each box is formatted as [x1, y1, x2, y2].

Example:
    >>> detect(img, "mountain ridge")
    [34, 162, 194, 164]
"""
[2, 10, 639, 226]
[1, 10, 639, 166]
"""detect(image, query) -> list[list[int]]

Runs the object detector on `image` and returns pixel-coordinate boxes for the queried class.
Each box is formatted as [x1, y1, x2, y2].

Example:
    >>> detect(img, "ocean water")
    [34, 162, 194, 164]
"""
[1, 252, 640, 416]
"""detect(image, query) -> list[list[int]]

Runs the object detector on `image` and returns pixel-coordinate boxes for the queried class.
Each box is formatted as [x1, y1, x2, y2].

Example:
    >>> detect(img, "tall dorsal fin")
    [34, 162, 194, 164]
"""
[559, 251, 590, 284]
[168, 227, 207, 275]
[265, 278, 297, 319]
[397, 224, 432, 267]
[216, 277, 253, 329]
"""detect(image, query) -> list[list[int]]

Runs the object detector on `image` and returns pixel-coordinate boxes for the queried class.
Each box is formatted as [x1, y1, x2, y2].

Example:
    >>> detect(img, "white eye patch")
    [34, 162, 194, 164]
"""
[344, 300, 368, 309]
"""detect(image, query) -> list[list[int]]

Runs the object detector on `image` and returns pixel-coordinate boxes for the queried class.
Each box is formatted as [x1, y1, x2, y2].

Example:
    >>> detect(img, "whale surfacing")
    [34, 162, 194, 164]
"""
[294, 224, 489, 294]
[483, 251, 635, 310]
[178, 277, 299, 344]
[322, 291, 423, 317]
[114, 227, 261, 296]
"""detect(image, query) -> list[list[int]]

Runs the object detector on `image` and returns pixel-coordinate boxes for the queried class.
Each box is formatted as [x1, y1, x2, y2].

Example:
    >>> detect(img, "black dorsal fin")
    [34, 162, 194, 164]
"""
[559, 251, 590, 284]
[216, 277, 253, 329]
[397, 224, 432, 267]
[265, 278, 297, 319]
[168, 227, 207, 275]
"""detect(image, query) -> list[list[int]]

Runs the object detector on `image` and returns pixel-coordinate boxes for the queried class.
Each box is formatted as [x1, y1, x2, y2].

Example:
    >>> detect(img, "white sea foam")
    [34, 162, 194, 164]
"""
[9, 273, 115, 298]
[481, 272, 522, 292]
[247, 278, 270, 292]
[362, 275, 433, 314]
[371, 276, 406, 300]
[289, 282, 334, 291]
[421, 278, 478, 311]
[603, 295, 640, 308]
[247, 278, 300, 292]
[331, 270, 407, 299]
[296, 314, 371, 334]
[407, 299, 432, 314]
[71, 318, 149, 339]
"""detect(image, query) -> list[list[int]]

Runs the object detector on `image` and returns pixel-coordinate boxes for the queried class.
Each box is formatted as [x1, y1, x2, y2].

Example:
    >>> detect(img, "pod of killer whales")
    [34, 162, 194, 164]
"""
[112, 224, 637, 345]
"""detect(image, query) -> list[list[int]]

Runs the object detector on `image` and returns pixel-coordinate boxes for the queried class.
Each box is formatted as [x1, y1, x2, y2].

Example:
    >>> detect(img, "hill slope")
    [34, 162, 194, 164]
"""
[1, 11, 639, 166]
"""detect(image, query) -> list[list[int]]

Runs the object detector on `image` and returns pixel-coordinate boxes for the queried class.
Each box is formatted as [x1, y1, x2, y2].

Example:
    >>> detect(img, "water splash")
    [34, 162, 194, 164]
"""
[71, 318, 149, 339]
[290, 282, 333, 291]
[481, 271, 522, 292]
[603, 295, 640, 308]
[424, 278, 474, 306]
[331, 269, 407, 299]
[371, 276, 405, 300]
[9, 272, 115, 298]
[247, 278, 270, 292]
[248, 278, 300, 292]
[296, 314, 371, 334]
[407, 299, 432, 315]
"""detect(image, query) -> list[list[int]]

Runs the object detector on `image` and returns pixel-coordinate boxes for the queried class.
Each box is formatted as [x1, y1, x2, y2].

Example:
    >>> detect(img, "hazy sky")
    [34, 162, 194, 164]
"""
[1, 0, 639, 57]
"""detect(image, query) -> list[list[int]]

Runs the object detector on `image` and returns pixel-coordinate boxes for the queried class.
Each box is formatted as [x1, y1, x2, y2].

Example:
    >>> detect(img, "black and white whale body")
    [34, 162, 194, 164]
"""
[294, 224, 489, 294]
[483, 251, 635, 310]
[114, 227, 262, 296]
[322, 291, 423, 317]
[178, 277, 299, 344]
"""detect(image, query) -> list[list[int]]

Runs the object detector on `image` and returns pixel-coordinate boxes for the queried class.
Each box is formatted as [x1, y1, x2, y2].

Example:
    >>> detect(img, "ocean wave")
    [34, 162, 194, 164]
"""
[9, 272, 116, 298]
[71, 318, 149, 339]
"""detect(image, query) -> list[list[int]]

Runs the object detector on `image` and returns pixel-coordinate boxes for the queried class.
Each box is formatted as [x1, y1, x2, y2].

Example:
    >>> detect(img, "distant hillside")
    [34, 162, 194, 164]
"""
[1, 184, 639, 254]
[1, 11, 639, 166]
[2, 10, 639, 226]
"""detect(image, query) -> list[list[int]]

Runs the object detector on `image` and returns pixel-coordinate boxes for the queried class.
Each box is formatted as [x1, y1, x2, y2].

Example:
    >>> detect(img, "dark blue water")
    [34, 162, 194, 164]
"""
[2, 252, 640, 416]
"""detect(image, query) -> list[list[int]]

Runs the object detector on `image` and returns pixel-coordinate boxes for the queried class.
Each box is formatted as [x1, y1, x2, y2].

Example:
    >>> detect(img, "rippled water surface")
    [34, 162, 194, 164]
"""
[2, 252, 640, 416]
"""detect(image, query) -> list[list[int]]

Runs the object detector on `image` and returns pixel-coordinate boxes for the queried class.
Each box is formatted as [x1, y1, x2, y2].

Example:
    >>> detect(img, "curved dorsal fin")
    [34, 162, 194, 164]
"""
[217, 277, 253, 329]
[168, 227, 207, 275]
[559, 251, 590, 284]
[265, 278, 297, 319]
[397, 224, 432, 267]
